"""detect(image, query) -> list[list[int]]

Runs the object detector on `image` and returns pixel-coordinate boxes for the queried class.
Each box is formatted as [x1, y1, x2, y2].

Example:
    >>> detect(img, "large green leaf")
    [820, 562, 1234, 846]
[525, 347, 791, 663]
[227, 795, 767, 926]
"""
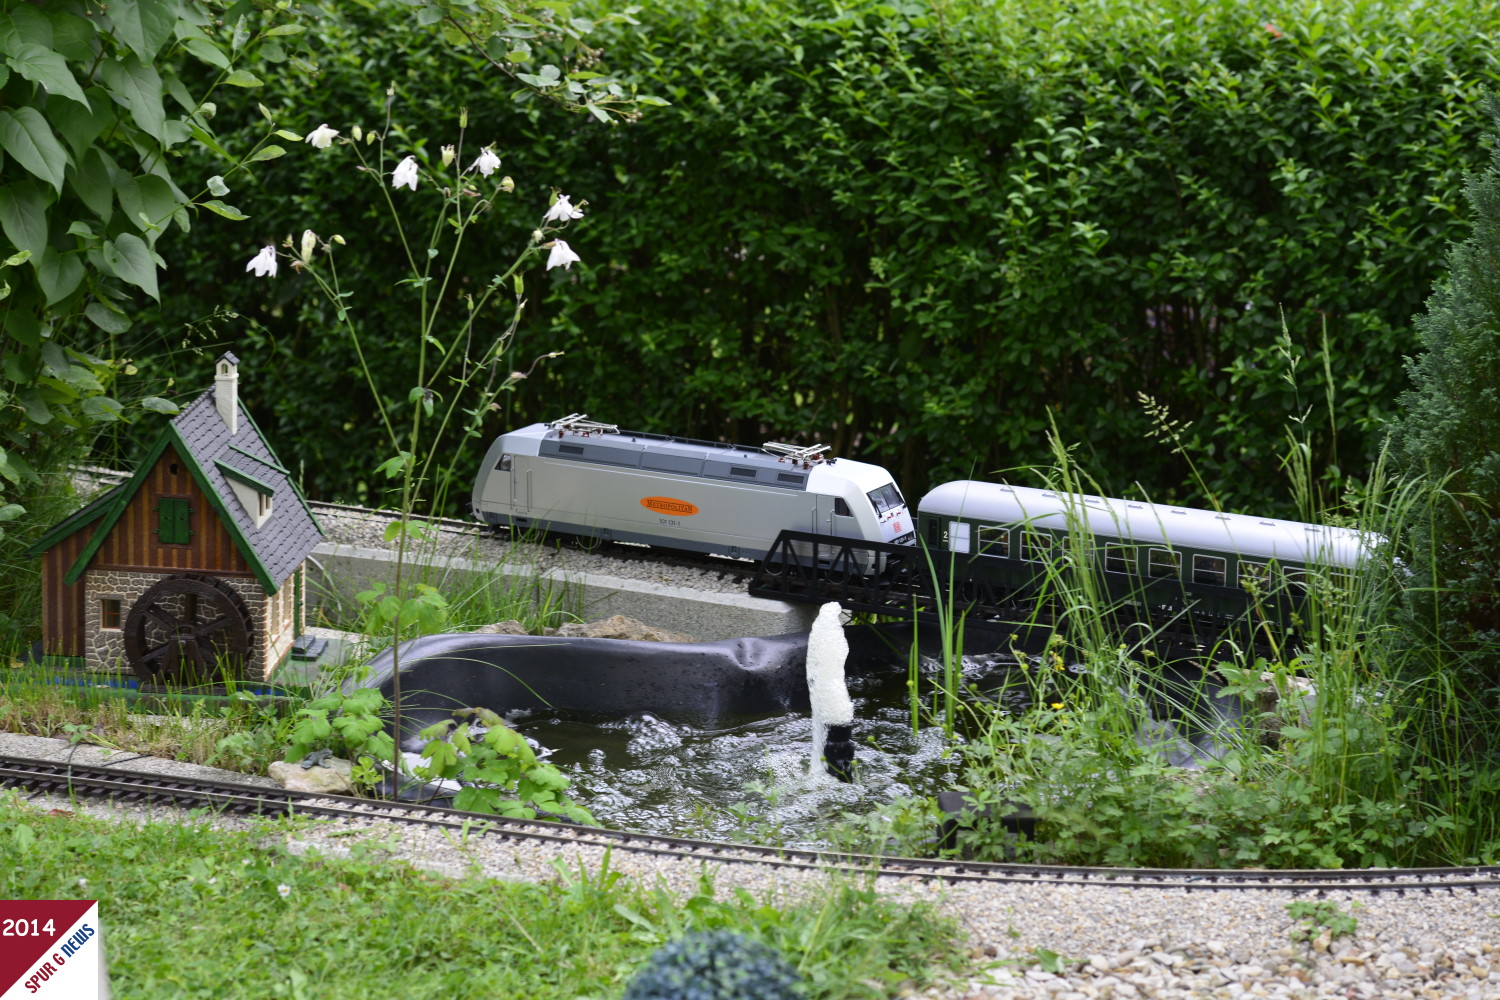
[84, 300, 132, 334]
[200, 200, 248, 221]
[81, 395, 123, 423]
[46, 11, 98, 63]
[50, 87, 115, 160]
[0, 7, 53, 52]
[69, 148, 116, 224]
[4, 42, 89, 108]
[100, 56, 168, 146]
[101, 233, 159, 300]
[116, 173, 180, 242]
[0, 108, 68, 193]
[36, 247, 83, 305]
[181, 35, 229, 70]
[0, 182, 50, 259]
[105, 0, 178, 63]
[223, 69, 264, 88]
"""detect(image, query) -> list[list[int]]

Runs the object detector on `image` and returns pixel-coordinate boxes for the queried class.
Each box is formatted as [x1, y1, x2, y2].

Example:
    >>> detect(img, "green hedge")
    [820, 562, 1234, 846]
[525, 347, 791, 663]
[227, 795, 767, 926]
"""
[139, 0, 1500, 516]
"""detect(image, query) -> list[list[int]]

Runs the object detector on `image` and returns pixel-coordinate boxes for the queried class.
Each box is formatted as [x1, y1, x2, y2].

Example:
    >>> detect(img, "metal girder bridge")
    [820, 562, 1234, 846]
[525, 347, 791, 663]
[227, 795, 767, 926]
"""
[746, 530, 1291, 656]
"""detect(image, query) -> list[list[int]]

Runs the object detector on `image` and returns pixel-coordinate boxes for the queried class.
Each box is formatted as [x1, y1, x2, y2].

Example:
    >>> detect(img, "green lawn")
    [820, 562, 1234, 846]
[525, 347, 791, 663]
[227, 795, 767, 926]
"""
[1, 791, 965, 999]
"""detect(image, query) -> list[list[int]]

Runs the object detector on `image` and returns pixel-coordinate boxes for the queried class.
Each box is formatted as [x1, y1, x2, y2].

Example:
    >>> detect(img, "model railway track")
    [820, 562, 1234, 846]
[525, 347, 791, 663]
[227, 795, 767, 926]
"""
[6, 755, 1498, 895]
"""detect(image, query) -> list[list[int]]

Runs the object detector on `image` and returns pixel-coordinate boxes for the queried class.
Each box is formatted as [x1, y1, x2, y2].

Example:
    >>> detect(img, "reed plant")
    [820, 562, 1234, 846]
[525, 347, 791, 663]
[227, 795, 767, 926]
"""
[935, 359, 1500, 868]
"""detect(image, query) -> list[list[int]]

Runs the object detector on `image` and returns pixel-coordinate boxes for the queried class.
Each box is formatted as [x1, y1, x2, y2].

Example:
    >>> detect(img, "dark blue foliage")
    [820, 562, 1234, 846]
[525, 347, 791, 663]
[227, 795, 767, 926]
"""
[622, 930, 803, 1000]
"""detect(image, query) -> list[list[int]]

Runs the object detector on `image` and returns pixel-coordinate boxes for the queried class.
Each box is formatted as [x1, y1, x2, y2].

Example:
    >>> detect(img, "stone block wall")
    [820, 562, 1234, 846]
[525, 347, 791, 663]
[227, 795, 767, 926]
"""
[82, 569, 283, 682]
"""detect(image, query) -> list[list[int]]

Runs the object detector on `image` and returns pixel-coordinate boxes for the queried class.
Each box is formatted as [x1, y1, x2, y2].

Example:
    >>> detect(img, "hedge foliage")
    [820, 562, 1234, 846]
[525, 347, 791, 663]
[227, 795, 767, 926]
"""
[139, 0, 1500, 515]
[1387, 93, 1500, 705]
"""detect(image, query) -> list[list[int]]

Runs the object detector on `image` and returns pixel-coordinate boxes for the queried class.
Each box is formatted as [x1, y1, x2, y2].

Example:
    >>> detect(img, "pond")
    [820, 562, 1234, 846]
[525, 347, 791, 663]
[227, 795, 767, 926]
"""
[426, 626, 1238, 849]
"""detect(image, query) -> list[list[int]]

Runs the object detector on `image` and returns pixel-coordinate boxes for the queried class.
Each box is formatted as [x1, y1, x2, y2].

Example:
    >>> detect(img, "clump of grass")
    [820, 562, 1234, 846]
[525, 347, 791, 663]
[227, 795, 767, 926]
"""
[0, 673, 293, 774]
[929, 349, 1500, 868]
[0, 791, 965, 999]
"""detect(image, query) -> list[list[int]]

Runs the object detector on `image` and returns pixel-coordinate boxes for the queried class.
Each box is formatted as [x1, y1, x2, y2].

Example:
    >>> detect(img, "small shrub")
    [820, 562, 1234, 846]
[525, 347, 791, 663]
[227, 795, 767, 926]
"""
[622, 930, 803, 1000]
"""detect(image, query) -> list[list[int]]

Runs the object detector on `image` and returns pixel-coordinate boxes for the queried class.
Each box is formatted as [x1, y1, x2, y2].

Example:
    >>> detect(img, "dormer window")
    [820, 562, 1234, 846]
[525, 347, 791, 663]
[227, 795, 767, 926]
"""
[216, 460, 275, 529]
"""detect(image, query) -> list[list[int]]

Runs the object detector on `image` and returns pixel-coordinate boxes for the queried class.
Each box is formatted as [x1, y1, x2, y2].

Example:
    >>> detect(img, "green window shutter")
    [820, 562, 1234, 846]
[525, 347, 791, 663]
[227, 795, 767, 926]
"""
[157, 498, 192, 544]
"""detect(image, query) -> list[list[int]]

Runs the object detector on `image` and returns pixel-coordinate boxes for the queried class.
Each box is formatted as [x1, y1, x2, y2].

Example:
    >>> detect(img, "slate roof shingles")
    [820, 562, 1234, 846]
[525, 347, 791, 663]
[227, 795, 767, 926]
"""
[171, 388, 323, 588]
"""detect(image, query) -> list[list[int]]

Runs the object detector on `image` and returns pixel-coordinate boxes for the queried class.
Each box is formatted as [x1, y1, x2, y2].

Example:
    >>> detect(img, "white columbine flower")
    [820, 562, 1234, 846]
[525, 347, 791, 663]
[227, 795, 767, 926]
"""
[441, 145, 455, 168]
[306, 123, 339, 149]
[246, 246, 278, 278]
[472, 146, 501, 177]
[277, 884, 291, 898]
[543, 194, 584, 224]
[299, 230, 318, 264]
[546, 240, 581, 271]
[392, 156, 419, 191]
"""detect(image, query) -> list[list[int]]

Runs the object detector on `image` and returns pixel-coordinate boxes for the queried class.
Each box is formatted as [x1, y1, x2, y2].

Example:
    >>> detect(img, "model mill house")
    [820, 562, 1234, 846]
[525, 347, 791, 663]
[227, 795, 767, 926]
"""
[27, 354, 323, 685]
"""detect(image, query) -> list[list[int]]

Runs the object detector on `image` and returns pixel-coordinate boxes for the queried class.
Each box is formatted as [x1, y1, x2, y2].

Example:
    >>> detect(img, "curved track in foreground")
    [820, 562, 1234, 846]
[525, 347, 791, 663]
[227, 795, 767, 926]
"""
[4, 755, 1497, 895]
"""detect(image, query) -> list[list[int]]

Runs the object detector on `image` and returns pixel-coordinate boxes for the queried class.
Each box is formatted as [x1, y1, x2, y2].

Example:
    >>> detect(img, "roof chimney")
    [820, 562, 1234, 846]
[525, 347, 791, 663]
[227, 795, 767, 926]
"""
[214, 352, 239, 434]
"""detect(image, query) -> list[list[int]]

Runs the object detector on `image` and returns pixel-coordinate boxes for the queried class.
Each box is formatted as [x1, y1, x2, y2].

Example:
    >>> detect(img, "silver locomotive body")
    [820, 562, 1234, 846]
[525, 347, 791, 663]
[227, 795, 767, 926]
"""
[473, 418, 914, 561]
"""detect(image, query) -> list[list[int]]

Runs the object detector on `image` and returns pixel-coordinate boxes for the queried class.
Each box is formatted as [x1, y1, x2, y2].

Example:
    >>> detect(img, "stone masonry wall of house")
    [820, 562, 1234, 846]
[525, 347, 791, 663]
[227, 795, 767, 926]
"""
[83, 570, 279, 682]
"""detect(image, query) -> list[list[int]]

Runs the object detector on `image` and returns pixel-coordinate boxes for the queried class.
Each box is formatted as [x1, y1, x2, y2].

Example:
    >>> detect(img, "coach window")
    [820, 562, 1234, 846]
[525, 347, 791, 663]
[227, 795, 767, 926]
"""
[1147, 547, 1180, 578]
[1192, 554, 1227, 586]
[1104, 544, 1136, 575]
[977, 525, 1009, 558]
[1022, 530, 1053, 563]
[496, 454, 512, 471]
[1238, 560, 1271, 590]
[949, 521, 971, 554]
[834, 497, 852, 517]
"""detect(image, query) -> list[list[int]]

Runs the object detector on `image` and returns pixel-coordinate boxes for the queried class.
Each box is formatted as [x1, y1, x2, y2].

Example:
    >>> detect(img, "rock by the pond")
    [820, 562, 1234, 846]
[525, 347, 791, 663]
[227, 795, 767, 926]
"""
[474, 615, 697, 643]
[550, 615, 697, 643]
[474, 619, 531, 635]
[268, 757, 355, 795]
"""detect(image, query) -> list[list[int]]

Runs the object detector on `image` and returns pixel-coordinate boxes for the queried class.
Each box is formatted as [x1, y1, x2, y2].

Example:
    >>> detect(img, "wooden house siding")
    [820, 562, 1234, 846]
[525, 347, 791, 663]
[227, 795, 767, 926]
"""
[40, 529, 92, 657]
[90, 445, 252, 577]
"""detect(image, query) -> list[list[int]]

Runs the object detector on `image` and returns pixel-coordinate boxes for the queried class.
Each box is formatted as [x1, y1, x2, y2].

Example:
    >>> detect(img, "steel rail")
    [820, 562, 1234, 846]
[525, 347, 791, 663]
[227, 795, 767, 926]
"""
[5, 755, 1498, 894]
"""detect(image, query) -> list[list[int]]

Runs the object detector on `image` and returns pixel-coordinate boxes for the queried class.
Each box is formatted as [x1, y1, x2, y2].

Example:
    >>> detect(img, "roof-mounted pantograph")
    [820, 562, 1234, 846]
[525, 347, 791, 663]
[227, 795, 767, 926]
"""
[762, 442, 831, 468]
[548, 414, 619, 437]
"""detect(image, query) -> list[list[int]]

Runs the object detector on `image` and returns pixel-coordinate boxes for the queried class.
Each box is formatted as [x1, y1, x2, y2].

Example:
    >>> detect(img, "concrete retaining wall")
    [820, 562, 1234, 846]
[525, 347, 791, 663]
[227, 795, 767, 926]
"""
[305, 543, 817, 641]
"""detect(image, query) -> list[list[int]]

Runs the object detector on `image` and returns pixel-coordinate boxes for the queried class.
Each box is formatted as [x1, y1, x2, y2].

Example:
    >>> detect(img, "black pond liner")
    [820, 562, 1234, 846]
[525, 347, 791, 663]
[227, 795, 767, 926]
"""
[357, 630, 825, 750]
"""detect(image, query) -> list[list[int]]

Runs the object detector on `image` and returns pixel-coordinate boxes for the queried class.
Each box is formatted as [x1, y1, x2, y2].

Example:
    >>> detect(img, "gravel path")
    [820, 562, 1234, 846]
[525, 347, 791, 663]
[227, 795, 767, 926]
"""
[312, 502, 757, 594]
[4, 732, 1496, 999]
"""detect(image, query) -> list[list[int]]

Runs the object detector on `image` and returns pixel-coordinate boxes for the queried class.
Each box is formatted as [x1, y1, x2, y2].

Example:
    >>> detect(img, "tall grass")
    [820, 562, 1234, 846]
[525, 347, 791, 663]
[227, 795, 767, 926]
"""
[936, 363, 1500, 868]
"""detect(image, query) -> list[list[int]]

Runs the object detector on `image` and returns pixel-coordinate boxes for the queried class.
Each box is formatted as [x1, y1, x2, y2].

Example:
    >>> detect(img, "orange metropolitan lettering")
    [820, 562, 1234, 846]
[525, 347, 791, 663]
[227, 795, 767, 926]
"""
[641, 497, 700, 516]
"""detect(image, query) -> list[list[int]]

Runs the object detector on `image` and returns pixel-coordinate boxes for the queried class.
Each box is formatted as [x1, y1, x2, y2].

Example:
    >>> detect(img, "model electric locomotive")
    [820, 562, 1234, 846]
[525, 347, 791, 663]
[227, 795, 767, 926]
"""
[472, 415, 914, 560]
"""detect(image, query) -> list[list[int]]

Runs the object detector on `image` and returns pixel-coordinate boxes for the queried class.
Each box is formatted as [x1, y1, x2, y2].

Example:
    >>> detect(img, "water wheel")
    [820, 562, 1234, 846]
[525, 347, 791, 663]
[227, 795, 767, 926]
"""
[124, 573, 254, 686]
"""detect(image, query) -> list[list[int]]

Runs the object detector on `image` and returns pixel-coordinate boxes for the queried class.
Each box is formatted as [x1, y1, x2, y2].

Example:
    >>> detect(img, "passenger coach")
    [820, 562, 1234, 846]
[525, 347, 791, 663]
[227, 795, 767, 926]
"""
[917, 481, 1372, 622]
